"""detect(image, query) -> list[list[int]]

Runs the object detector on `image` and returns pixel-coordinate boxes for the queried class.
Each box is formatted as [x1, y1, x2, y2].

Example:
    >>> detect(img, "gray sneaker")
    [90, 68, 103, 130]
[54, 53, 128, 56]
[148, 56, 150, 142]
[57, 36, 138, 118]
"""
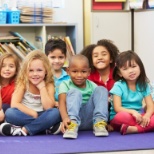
[93, 121, 109, 136]
[63, 121, 78, 139]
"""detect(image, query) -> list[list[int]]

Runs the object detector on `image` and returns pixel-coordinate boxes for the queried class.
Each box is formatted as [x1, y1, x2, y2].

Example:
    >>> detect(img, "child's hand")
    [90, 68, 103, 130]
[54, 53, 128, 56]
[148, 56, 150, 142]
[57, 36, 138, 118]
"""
[54, 101, 59, 108]
[61, 117, 71, 133]
[140, 114, 150, 127]
[36, 81, 46, 90]
[131, 110, 142, 124]
[32, 111, 38, 118]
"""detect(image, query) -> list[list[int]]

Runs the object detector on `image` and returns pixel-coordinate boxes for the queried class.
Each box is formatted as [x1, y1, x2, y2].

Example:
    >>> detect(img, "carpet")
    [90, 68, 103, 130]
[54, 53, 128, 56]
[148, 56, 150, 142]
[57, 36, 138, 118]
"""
[0, 131, 154, 154]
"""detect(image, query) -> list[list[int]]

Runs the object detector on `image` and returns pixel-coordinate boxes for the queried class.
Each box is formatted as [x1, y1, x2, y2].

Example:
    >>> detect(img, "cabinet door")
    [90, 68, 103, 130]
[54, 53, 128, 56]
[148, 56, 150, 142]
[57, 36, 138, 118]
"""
[134, 11, 154, 82]
[91, 12, 131, 52]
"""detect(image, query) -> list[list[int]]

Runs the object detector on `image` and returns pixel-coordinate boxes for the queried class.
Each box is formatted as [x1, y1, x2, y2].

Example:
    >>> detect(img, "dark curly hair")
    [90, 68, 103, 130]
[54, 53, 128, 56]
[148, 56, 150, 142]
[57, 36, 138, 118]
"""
[97, 39, 119, 69]
[45, 38, 67, 56]
[80, 44, 96, 71]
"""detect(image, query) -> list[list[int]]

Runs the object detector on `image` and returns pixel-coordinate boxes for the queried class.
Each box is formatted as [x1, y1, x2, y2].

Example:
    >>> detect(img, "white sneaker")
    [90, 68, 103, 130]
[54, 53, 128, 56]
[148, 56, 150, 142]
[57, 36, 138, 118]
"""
[93, 121, 109, 136]
[0, 123, 27, 136]
[63, 121, 78, 139]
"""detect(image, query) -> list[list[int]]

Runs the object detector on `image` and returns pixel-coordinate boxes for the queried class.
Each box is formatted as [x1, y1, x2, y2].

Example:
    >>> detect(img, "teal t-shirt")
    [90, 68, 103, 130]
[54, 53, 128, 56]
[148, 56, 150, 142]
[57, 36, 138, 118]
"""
[109, 80, 151, 120]
[54, 69, 70, 101]
[59, 79, 97, 104]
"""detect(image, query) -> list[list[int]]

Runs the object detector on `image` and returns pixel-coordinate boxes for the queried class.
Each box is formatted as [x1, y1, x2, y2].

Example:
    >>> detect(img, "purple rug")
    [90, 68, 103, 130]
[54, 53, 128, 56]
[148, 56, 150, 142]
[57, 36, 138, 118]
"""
[0, 131, 154, 154]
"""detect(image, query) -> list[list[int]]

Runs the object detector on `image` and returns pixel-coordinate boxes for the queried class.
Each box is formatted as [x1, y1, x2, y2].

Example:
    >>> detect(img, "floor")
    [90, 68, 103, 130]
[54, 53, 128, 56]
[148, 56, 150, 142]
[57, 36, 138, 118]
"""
[80, 150, 154, 154]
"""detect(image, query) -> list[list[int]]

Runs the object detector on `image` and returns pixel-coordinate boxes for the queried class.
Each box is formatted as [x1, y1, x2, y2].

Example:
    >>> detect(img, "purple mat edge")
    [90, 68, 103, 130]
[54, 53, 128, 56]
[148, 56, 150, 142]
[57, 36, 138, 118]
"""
[0, 131, 154, 154]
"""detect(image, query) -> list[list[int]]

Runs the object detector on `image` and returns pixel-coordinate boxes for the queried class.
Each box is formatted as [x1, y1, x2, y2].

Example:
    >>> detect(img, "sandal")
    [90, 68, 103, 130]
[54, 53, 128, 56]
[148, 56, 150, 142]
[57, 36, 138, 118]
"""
[120, 124, 129, 135]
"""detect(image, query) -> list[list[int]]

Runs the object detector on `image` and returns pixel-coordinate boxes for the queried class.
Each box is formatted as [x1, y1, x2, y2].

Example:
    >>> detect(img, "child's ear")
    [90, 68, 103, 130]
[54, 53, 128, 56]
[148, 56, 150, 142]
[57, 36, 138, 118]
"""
[66, 67, 70, 75]
[88, 68, 91, 74]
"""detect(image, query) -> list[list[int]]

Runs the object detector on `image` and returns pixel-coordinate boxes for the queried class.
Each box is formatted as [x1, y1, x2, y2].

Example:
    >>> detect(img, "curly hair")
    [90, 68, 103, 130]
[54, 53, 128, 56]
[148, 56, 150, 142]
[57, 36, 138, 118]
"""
[45, 38, 67, 56]
[16, 50, 54, 89]
[80, 44, 96, 72]
[97, 39, 120, 69]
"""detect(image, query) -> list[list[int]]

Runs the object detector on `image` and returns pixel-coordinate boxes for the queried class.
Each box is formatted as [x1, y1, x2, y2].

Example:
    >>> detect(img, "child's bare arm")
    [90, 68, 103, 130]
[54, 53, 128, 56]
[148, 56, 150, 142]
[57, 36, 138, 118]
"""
[59, 93, 71, 132]
[113, 94, 142, 123]
[0, 86, 2, 110]
[37, 81, 55, 109]
[141, 95, 154, 127]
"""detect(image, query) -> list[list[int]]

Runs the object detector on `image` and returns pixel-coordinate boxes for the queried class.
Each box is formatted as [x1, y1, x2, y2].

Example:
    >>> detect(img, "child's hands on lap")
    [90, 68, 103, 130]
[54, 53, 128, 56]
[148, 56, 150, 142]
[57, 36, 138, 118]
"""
[131, 110, 142, 124]
[140, 114, 150, 127]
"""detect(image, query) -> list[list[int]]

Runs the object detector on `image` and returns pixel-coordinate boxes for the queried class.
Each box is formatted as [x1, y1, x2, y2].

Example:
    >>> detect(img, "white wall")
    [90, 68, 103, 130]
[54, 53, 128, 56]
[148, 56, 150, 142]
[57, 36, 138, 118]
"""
[91, 11, 131, 52]
[0, 0, 84, 53]
[52, 0, 83, 53]
[134, 11, 154, 82]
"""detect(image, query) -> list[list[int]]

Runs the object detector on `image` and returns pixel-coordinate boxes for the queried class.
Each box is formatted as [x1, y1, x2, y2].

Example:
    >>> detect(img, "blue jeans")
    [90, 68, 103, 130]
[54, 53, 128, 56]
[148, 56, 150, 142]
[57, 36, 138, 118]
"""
[2, 103, 10, 113]
[66, 86, 108, 130]
[5, 108, 61, 135]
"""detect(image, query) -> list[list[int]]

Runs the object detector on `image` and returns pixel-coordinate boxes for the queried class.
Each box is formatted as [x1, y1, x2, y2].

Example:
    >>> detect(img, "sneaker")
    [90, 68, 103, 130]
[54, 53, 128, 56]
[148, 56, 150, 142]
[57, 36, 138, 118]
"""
[93, 121, 109, 136]
[46, 122, 62, 135]
[63, 121, 78, 139]
[0, 123, 27, 136]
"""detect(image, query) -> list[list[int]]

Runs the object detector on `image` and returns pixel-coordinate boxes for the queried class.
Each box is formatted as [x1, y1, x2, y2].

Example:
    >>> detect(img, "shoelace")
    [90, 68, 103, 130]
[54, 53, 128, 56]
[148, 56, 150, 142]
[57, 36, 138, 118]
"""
[94, 121, 107, 128]
[67, 122, 77, 131]
[11, 127, 27, 136]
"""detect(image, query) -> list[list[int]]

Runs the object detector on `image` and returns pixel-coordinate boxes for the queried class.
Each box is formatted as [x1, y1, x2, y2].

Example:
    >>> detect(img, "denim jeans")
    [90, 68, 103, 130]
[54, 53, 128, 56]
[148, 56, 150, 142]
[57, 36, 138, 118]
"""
[2, 103, 10, 113]
[5, 108, 61, 135]
[66, 86, 108, 130]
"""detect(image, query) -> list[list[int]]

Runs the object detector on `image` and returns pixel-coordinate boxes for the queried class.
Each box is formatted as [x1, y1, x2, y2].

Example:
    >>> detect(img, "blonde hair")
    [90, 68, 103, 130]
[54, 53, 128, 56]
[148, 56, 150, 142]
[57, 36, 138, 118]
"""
[0, 53, 20, 83]
[16, 50, 54, 89]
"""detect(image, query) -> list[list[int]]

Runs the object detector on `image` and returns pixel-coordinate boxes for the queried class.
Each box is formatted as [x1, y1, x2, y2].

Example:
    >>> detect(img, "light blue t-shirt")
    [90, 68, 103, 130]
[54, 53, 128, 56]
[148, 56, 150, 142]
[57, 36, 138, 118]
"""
[109, 80, 151, 120]
[59, 79, 97, 104]
[54, 69, 70, 101]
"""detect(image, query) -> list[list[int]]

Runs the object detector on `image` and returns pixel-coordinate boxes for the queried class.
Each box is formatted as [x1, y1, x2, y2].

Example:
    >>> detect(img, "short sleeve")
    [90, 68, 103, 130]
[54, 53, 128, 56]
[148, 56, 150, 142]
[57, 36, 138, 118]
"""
[109, 81, 124, 97]
[142, 83, 151, 97]
[59, 81, 70, 95]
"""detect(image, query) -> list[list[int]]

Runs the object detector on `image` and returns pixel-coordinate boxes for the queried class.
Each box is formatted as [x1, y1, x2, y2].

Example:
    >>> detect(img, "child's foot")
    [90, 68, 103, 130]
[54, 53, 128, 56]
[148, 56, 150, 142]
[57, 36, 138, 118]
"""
[93, 121, 109, 136]
[0, 123, 27, 136]
[121, 124, 138, 135]
[120, 124, 129, 135]
[107, 124, 114, 132]
[46, 122, 62, 135]
[63, 121, 78, 139]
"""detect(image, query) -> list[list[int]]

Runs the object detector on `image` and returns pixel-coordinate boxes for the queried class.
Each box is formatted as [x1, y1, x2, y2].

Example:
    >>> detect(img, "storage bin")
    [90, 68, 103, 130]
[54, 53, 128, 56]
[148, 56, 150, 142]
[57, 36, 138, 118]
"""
[0, 11, 7, 24]
[7, 10, 20, 24]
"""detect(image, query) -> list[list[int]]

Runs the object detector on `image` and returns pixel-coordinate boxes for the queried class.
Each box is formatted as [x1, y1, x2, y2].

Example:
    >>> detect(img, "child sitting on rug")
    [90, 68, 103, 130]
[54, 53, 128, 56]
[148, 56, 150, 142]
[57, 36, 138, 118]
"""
[80, 39, 120, 131]
[0, 50, 61, 136]
[109, 50, 154, 135]
[0, 53, 20, 122]
[59, 54, 109, 139]
[45, 38, 70, 134]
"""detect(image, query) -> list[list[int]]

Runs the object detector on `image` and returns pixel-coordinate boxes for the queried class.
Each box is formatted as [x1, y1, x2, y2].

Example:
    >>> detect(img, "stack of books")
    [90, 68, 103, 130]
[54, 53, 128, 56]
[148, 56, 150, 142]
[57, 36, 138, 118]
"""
[20, 7, 53, 23]
[0, 32, 37, 61]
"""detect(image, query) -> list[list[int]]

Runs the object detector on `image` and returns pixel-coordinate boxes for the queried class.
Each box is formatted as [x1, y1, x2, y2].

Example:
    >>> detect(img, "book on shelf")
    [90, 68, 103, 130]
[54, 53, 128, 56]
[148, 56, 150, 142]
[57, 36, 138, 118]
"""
[9, 31, 37, 50]
[8, 43, 25, 60]
[64, 36, 75, 56]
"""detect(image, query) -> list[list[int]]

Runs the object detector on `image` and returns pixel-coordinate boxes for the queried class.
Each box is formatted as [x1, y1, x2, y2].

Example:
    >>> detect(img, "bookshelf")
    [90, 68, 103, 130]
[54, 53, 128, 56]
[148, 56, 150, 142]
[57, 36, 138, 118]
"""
[0, 23, 77, 52]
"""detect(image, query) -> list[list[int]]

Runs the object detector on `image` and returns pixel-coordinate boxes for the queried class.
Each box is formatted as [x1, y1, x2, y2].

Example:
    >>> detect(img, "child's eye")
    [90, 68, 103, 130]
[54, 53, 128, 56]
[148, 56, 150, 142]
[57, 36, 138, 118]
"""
[59, 56, 64, 59]
[50, 56, 55, 59]
[72, 71, 77, 73]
